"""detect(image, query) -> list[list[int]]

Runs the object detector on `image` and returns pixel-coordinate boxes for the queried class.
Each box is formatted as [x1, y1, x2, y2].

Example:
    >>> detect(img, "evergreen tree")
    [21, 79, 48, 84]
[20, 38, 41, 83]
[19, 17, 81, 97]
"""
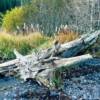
[0, 0, 20, 13]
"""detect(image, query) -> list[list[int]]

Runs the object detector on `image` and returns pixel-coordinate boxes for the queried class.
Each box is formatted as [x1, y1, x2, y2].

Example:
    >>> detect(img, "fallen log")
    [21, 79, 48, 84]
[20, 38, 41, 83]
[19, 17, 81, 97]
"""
[0, 52, 99, 88]
[13, 53, 92, 87]
[0, 30, 99, 88]
[0, 30, 100, 68]
[39, 30, 100, 59]
[59, 30, 100, 57]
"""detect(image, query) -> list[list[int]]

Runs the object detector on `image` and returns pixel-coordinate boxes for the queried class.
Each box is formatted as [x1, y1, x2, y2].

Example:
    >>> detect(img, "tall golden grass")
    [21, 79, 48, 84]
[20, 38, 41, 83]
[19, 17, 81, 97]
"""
[0, 32, 49, 61]
[55, 29, 79, 44]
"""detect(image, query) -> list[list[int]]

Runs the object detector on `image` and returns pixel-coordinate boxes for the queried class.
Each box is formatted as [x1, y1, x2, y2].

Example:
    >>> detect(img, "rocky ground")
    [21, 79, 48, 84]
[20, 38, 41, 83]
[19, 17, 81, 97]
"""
[0, 60, 100, 100]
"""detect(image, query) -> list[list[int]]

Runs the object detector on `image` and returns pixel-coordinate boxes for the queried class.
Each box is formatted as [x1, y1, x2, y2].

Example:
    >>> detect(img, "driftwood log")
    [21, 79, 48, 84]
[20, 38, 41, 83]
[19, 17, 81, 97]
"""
[0, 30, 100, 87]
[35, 54, 93, 87]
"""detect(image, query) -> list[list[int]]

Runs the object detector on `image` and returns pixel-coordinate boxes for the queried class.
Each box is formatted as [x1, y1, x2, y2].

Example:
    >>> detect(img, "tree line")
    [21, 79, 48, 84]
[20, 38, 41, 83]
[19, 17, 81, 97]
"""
[1, 0, 100, 35]
[0, 0, 30, 13]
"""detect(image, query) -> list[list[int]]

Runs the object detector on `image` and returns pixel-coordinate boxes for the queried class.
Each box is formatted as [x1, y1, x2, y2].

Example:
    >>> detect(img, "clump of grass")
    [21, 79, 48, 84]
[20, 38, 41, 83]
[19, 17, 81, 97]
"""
[0, 32, 50, 61]
[55, 28, 79, 44]
[52, 69, 62, 88]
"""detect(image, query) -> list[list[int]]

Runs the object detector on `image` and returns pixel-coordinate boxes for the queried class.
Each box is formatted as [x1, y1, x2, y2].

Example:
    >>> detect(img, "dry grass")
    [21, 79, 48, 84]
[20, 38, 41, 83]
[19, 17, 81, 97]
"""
[0, 32, 50, 60]
[55, 30, 79, 44]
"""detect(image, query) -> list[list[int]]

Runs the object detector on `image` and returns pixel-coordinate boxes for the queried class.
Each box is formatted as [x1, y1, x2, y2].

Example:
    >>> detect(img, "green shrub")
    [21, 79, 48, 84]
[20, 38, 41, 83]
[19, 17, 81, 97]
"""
[2, 7, 26, 32]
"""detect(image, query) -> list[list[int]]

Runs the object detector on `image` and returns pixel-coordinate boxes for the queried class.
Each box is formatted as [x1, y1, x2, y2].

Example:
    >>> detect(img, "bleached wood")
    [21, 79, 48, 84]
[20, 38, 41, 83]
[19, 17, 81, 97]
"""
[36, 54, 93, 87]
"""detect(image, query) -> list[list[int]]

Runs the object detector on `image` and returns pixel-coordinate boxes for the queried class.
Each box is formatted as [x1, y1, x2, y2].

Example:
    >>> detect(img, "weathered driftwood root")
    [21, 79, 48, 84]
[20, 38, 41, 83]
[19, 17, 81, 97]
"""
[34, 54, 93, 87]
[14, 53, 92, 87]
